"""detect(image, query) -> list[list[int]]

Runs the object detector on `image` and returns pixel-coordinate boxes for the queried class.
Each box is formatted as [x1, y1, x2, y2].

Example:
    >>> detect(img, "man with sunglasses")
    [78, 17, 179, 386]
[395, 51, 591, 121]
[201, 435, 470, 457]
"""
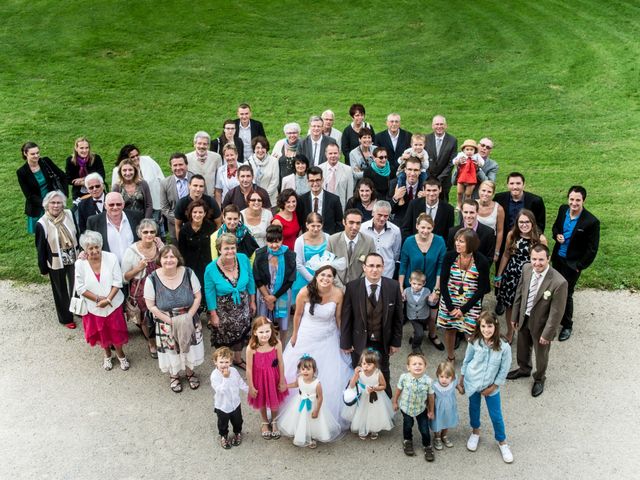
[77, 172, 107, 234]
[86, 192, 142, 264]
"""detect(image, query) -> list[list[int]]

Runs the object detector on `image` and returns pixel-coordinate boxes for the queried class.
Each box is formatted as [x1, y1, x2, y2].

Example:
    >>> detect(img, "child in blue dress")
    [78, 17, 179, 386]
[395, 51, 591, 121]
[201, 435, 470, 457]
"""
[458, 311, 513, 463]
[431, 361, 459, 450]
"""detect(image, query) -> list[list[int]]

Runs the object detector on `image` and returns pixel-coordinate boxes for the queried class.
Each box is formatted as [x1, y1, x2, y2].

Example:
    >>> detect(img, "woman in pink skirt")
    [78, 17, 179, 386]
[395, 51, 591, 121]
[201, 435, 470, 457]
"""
[75, 230, 129, 371]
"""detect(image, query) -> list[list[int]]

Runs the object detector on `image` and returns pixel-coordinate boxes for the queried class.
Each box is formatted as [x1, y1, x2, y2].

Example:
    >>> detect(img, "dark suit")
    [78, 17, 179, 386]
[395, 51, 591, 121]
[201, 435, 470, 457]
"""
[233, 118, 266, 142]
[298, 135, 337, 166]
[77, 194, 105, 234]
[425, 133, 457, 201]
[341, 277, 404, 396]
[401, 199, 455, 240]
[494, 191, 546, 256]
[86, 210, 142, 253]
[512, 264, 568, 382]
[389, 178, 426, 228]
[298, 190, 344, 235]
[551, 205, 600, 329]
[447, 223, 496, 261]
[374, 129, 412, 173]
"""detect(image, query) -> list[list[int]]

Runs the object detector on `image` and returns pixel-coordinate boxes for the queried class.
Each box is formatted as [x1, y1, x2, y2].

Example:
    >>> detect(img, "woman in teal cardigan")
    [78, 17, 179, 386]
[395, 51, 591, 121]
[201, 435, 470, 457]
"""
[205, 232, 256, 370]
[398, 212, 446, 350]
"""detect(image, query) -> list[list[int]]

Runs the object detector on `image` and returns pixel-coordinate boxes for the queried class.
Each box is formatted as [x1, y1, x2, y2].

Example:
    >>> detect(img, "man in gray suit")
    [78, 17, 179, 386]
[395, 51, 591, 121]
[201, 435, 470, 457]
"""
[425, 115, 457, 202]
[160, 153, 192, 244]
[507, 244, 568, 397]
[326, 209, 376, 290]
[299, 115, 337, 166]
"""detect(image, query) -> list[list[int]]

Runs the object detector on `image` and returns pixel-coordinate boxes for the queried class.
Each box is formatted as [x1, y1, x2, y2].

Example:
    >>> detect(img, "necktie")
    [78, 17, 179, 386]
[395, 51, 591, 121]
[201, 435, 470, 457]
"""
[177, 178, 188, 198]
[93, 199, 103, 204]
[328, 168, 337, 192]
[369, 284, 378, 306]
[427, 205, 434, 219]
[348, 240, 354, 261]
[408, 185, 414, 200]
[313, 142, 318, 164]
[526, 273, 540, 314]
[313, 196, 319, 214]
[436, 137, 443, 157]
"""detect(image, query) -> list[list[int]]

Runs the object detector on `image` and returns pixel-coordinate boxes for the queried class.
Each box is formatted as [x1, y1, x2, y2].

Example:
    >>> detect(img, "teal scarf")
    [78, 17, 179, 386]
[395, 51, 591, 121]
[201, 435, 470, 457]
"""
[371, 161, 390, 177]
[268, 245, 289, 319]
[220, 222, 249, 243]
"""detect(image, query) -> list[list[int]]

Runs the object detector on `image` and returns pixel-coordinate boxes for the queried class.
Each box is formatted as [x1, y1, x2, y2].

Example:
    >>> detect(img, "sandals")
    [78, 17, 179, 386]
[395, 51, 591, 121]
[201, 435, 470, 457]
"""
[148, 345, 158, 359]
[170, 377, 182, 393]
[270, 421, 281, 439]
[233, 360, 246, 371]
[118, 356, 130, 371]
[261, 422, 272, 439]
[186, 372, 200, 390]
[307, 440, 317, 449]
[428, 334, 445, 351]
[220, 435, 231, 450]
[370, 432, 379, 440]
[103, 356, 113, 371]
[230, 433, 242, 446]
[447, 356, 456, 365]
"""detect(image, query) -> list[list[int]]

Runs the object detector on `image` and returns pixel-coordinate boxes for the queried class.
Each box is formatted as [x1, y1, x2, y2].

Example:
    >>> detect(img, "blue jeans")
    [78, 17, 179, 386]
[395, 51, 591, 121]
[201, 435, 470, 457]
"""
[469, 391, 506, 442]
[402, 410, 431, 447]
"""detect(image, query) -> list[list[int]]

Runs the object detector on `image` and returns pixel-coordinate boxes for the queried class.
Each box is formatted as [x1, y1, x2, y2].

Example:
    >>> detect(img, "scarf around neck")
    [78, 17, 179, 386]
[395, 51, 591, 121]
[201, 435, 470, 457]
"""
[371, 161, 390, 177]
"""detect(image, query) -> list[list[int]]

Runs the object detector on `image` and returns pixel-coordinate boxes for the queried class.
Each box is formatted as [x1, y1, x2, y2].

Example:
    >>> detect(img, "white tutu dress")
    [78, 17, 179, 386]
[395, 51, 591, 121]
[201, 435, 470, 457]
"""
[345, 368, 395, 436]
[277, 377, 341, 447]
[282, 301, 353, 429]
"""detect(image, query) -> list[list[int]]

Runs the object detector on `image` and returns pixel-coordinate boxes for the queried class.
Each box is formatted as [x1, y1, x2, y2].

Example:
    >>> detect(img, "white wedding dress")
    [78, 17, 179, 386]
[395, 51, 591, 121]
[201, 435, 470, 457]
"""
[282, 301, 353, 430]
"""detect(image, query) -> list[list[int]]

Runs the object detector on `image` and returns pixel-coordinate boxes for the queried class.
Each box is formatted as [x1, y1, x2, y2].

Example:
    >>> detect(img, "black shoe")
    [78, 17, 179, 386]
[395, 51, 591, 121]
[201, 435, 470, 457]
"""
[495, 302, 506, 316]
[403, 440, 415, 456]
[558, 328, 572, 342]
[531, 381, 545, 397]
[506, 369, 531, 380]
[428, 334, 445, 351]
[424, 446, 435, 462]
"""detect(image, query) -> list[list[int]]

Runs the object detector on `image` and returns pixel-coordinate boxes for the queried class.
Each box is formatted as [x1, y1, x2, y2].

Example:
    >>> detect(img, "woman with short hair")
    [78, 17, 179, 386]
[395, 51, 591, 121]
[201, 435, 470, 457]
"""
[75, 230, 129, 370]
[145, 245, 204, 392]
[211, 119, 245, 163]
[210, 204, 259, 261]
[215, 144, 241, 206]
[241, 189, 273, 248]
[205, 233, 256, 370]
[341, 103, 375, 163]
[248, 136, 279, 206]
[35, 190, 78, 329]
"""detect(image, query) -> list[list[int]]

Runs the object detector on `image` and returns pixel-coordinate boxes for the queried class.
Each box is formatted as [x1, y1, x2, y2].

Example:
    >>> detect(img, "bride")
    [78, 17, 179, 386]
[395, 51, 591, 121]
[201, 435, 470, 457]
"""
[282, 265, 353, 430]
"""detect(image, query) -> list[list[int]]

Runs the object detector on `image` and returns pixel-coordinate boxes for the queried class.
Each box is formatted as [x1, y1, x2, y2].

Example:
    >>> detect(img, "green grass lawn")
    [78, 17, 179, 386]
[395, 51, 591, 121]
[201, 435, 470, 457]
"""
[1, 0, 638, 288]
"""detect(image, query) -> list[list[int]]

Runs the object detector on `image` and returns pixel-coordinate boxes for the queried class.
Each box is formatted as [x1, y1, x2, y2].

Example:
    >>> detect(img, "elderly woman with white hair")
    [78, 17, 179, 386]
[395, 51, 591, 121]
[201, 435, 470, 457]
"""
[272, 122, 301, 187]
[75, 230, 129, 371]
[35, 190, 78, 329]
[186, 130, 222, 197]
[122, 218, 164, 357]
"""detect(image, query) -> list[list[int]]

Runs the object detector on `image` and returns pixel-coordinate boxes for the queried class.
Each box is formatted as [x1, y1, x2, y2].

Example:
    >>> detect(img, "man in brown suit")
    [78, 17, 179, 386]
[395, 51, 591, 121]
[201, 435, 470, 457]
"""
[507, 244, 568, 397]
[341, 253, 404, 396]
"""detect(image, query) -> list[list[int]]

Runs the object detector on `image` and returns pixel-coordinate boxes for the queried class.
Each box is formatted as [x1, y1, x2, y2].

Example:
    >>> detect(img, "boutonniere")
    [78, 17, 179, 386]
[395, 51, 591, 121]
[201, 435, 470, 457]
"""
[358, 255, 366, 263]
[543, 290, 552, 300]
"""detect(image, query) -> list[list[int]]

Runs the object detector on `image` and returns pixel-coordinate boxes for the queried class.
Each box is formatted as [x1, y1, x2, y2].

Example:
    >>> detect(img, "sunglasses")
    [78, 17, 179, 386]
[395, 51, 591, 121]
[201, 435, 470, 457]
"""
[87, 184, 102, 190]
[479, 143, 493, 149]
[106, 203, 123, 207]
[141, 230, 156, 235]
[249, 198, 262, 203]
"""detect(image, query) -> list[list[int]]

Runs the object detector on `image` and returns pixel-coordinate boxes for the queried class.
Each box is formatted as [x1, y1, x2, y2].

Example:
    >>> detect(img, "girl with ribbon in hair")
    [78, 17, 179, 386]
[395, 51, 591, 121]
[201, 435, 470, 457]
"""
[343, 348, 394, 440]
[277, 354, 341, 448]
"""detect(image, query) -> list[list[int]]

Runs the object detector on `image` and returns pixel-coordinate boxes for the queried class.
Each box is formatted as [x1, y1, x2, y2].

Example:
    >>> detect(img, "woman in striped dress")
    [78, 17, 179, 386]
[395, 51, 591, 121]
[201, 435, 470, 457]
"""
[437, 228, 491, 363]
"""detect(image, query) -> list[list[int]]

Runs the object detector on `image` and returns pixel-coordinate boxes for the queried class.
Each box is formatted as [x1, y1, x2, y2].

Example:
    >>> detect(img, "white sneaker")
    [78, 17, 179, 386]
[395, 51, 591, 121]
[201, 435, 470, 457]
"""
[103, 356, 113, 371]
[499, 443, 513, 463]
[467, 433, 480, 451]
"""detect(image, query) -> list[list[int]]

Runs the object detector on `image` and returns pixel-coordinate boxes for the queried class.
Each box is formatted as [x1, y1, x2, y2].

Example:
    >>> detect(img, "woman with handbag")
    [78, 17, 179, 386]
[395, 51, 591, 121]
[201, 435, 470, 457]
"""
[122, 219, 164, 358]
[75, 230, 129, 371]
[35, 190, 78, 329]
[17, 141, 68, 234]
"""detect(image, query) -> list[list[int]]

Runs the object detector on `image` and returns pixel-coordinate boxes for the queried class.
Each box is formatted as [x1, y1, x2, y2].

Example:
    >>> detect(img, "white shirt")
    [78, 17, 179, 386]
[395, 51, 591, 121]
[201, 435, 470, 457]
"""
[425, 201, 439, 220]
[210, 367, 248, 413]
[388, 130, 399, 150]
[343, 232, 360, 251]
[106, 214, 134, 264]
[361, 220, 401, 278]
[238, 123, 253, 160]
[365, 278, 381, 302]
[525, 265, 550, 316]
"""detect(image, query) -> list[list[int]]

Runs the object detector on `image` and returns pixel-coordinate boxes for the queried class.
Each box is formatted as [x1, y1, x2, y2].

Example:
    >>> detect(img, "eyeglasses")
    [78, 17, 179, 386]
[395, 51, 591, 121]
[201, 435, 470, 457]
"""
[87, 184, 102, 190]
[106, 203, 123, 207]
[285, 131, 299, 135]
[249, 198, 262, 203]
[518, 220, 531, 225]
[141, 230, 156, 235]
[224, 126, 236, 130]
[308, 178, 323, 183]
[365, 264, 384, 269]
[479, 143, 493, 149]
[376, 155, 388, 159]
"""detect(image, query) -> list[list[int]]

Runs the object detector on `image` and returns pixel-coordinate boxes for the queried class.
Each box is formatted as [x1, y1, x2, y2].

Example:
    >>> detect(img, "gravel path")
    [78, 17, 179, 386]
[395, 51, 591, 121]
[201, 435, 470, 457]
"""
[2, 281, 638, 479]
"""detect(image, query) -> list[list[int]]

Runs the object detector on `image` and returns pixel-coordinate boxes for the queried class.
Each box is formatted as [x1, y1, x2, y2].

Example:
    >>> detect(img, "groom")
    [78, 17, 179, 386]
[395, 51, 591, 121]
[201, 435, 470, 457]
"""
[341, 253, 404, 396]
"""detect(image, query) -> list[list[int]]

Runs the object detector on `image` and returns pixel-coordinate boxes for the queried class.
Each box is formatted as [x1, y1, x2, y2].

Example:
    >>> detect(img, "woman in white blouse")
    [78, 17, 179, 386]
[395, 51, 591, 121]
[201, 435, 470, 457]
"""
[215, 143, 240, 206]
[248, 136, 279, 206]
[241, 189, 273, 248]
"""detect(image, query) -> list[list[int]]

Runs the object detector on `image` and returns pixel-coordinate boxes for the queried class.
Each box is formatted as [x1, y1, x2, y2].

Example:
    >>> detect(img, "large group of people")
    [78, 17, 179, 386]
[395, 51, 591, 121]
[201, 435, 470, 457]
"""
[19, 102, 601, 463]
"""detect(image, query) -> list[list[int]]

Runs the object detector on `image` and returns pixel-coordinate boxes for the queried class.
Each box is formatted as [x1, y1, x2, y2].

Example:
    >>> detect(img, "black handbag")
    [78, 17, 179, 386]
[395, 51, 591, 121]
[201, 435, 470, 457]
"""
[41, 159, 66, 193]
